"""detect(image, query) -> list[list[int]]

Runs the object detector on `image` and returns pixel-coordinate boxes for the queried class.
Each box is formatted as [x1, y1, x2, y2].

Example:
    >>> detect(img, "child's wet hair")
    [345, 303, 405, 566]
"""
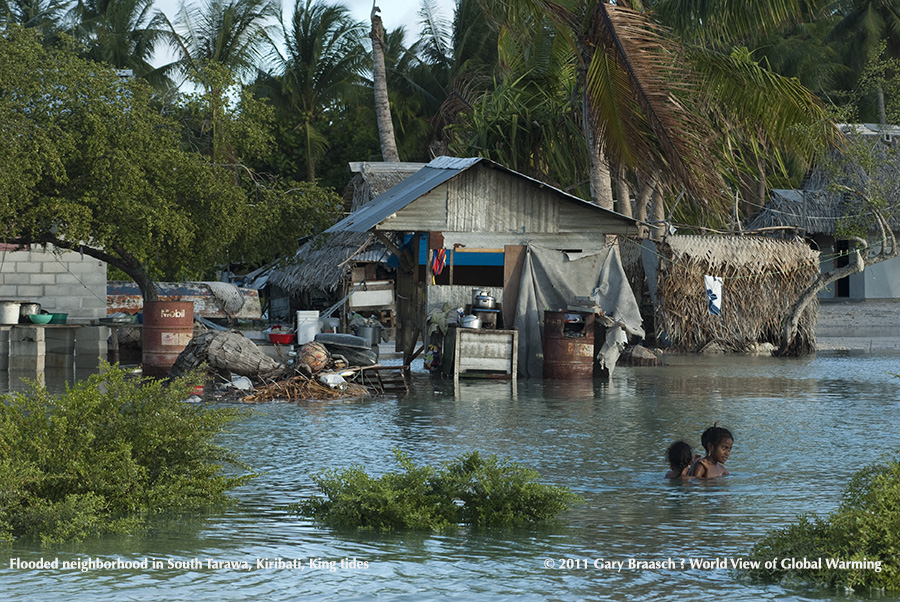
[667, 440, 693, 473]
[701, 423, 733, 453]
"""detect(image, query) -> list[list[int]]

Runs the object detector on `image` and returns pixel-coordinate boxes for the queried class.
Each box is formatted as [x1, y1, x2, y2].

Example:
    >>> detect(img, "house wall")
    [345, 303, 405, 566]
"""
[861, 255, 900, 298]
[814, 237, 900, 300]
[378, 164, 637, 237]
[0, 246, 107, 322]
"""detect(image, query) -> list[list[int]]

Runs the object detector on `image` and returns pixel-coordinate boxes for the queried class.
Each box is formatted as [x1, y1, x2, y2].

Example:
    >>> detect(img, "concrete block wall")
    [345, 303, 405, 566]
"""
[0, 246, 107, 322]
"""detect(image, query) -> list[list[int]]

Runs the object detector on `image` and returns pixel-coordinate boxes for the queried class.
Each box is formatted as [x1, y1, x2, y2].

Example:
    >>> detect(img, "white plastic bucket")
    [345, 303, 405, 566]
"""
[0, 300, 20, 325]
[296, 310, 320, 345]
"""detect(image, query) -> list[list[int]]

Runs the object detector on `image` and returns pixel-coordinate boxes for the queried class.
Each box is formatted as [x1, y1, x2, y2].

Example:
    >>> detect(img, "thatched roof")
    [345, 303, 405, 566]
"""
[268, 232, 380, 295]
[749, 124, 900, 236]
[271, 162, 423, 296]
[655, 235, 820, 354]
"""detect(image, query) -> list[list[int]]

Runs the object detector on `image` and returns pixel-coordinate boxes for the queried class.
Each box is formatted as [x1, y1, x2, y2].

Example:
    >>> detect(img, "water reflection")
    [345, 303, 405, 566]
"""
[2, 352, 899, 601]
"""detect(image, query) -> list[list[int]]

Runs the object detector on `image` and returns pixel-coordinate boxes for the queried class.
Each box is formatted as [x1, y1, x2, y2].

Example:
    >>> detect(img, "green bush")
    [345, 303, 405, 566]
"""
[746, 451, 900, 591]
[292, 450, 582, 530]
[0, 366, 253, 543]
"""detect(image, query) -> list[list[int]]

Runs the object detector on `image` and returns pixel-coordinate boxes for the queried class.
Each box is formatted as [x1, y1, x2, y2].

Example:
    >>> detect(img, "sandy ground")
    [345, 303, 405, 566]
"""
[816, 300, 900, 352]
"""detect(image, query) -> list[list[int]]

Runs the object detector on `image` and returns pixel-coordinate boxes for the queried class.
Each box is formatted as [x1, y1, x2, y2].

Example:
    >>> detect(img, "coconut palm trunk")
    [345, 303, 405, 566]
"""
[371, 4, 399, 162]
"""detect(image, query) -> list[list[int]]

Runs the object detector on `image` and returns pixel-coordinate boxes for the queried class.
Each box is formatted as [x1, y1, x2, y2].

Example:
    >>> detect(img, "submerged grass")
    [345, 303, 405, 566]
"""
[291, 449, 583, 531]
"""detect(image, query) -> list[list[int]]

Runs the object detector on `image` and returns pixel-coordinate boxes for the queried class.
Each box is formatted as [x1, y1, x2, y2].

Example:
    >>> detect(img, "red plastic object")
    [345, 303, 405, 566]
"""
[268, 332, 296, 345]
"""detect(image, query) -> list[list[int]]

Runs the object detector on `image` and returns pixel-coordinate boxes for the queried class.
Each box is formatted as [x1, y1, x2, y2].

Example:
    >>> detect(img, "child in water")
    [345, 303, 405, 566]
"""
[664, 441, 696, 479]
[687, 424, 733, 479]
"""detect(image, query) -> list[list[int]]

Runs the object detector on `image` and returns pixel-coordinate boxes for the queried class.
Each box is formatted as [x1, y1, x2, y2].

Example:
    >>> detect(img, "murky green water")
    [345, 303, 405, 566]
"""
[2, 351, 900, 601]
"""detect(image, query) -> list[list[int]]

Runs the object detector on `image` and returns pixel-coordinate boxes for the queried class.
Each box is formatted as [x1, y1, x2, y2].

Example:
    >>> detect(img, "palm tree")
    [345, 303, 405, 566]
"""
[160, 0, 278, 89]
[69, 0, 171, 89]
[371, 3, 399, 161]
[1, 0, 67, 41]
[265, 0, 367, 181]
[827, 0, 900, 124]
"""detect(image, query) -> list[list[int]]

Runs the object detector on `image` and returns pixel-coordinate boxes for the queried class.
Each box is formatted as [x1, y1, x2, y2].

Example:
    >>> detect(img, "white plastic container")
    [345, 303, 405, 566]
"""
[0, 300, 20, 325]
[296, 310, 320, 345]
[319, 317, 340, 333]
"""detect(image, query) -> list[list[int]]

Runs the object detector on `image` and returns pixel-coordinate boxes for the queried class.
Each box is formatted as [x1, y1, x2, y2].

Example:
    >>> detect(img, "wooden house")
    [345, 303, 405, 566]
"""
[324, 156, 642, 372]
[267, 162, 424, 323]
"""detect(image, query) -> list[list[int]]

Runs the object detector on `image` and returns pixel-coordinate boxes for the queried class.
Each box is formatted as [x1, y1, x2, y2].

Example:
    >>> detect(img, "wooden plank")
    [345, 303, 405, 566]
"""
[503, 245, 527, 328]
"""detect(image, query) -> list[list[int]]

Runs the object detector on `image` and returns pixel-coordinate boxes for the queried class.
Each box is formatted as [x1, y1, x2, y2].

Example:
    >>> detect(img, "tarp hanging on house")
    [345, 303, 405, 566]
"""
[513, 244, 644, 378]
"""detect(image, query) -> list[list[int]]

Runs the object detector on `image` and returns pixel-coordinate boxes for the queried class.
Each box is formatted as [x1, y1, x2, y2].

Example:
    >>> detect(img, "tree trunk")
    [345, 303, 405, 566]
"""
[616, 167, 633, 217]
[42, 236, 160, 302]
[780, 218, 898, 355]
[371, 5, 400, 162]
[582, 87, 613, 208]
[877, 83, 887, 126]
[650, 187, 666, 240]
[304, 120, 316, 182]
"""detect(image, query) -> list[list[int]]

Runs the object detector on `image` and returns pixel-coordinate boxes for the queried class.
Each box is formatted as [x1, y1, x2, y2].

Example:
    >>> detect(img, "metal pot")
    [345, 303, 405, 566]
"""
[460, 314, 482, 329]
[473, 294, 496, 310]
[19, 302, 41, 317]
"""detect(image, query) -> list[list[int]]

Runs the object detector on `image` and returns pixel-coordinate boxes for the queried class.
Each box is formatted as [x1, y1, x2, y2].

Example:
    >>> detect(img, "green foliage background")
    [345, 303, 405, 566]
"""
[0, 366, 253, 543]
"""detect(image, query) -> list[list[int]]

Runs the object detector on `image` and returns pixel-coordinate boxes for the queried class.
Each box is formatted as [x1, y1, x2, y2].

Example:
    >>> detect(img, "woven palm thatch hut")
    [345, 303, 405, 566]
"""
[655, 235, 820, 355]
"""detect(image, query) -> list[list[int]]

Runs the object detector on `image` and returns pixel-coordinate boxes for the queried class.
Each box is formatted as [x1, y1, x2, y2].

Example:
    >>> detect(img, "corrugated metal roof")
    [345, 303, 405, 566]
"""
[326, 156, 635, 234]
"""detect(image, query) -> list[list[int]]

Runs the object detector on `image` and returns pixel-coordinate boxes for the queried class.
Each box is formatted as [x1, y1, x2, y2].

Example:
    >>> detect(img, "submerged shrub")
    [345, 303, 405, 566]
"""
[292, 450, 582, 530]
[0, 366, 253, 543]
[746, 451, 900, 591]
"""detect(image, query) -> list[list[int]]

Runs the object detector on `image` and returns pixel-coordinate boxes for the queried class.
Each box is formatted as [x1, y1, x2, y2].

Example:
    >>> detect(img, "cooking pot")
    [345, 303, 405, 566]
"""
[473, 294, 496, 310]
[459, 314, 482, 329]
[19, 302, 41, 317]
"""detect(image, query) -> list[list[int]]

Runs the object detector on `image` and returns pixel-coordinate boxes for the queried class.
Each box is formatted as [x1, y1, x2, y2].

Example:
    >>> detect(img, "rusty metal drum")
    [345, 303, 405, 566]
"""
[142, 301, 194, 377]
[542, 310, 595, 379]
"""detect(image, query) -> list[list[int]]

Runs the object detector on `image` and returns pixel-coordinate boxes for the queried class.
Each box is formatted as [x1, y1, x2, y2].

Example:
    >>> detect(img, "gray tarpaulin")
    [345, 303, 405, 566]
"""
[513, 244, 644, 378]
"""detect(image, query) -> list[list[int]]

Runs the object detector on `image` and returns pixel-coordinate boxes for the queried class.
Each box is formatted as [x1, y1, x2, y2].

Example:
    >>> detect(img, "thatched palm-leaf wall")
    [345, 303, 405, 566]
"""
[656, 236, 819, 354]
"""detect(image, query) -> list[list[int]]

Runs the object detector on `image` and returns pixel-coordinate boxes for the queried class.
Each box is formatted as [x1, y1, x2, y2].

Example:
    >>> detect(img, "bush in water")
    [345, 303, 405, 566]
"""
[746, 450, 900, 591]
[0, 366, 253, 543]
[292, 450, 583, 530]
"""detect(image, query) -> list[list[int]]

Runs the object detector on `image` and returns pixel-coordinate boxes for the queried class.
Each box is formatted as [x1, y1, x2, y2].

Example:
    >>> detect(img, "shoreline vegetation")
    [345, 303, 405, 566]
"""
[745, 450, 900, 591]
[0, 366, 254, 543]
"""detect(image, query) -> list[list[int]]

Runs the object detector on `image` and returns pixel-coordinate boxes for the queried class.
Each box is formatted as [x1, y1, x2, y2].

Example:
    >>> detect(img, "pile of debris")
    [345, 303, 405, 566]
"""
[170, 331, 388, 402]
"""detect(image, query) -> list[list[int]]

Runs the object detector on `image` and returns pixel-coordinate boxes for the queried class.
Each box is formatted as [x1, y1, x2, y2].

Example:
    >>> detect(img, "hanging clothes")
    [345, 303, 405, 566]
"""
[704, 275, 723, 316]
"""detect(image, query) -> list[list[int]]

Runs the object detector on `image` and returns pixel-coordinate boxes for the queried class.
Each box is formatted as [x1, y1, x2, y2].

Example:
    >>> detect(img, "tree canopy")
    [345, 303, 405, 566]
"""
[0, 25, 339, 299]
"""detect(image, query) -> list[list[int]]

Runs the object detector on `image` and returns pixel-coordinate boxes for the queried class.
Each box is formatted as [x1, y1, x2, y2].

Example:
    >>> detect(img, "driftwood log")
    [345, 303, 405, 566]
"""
[170, 331, 286, 380]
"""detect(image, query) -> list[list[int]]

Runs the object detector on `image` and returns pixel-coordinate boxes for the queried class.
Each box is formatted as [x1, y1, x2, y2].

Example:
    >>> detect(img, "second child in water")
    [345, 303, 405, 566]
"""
[687, 425, 733, 479]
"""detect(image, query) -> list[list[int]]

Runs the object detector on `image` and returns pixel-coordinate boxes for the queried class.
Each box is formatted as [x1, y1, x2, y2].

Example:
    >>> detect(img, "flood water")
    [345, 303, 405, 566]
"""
[2, 351, 900, 601]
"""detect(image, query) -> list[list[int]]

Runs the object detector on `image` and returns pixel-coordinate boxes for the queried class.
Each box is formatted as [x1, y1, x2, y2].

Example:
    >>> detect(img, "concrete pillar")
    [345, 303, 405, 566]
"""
[9, 325, 45, 372]
[0, 326, 10, 370]
[75, 325, 109, 371]
[45, 326, 76, 369]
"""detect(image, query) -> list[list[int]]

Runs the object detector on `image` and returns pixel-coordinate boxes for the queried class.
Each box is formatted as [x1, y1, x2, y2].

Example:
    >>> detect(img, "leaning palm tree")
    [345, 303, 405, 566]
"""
[265, 0, 367, 181]
[484, 0, 840, 227]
